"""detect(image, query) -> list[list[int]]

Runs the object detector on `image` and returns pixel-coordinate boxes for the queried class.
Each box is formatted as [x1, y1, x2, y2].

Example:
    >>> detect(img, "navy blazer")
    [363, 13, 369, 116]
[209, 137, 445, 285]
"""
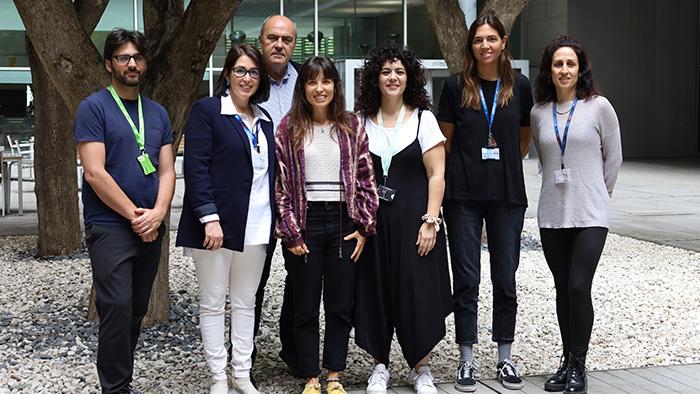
[176, 96, 276, 252]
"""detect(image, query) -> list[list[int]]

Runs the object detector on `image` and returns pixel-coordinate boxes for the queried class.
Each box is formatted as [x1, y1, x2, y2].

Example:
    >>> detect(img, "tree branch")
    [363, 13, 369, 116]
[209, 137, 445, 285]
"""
[14, 0, 108, 114]
[143, 0, 184, 61]
[482, 0, 529, 35]
[74, 0, 110, 34]
[142, 0, 242, 151]
[425, 0, 468, 74]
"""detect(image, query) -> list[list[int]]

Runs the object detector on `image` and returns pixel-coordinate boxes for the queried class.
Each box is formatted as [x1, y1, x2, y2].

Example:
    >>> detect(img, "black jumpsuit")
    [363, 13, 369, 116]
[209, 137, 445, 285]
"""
[354, 111, 453, 367]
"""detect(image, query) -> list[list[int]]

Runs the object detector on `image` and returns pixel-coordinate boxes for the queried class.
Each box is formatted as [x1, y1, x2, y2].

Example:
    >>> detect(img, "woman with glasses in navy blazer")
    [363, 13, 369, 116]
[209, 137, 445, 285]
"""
[176, 44, 273, 394]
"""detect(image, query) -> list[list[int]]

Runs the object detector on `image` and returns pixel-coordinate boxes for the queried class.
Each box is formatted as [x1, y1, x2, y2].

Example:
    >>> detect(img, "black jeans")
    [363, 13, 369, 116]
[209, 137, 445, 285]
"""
[540, 227, 608, 354]
[444, 200, 525, 345]
[285, 201, 357, 378]
[86, 224, 164, 394]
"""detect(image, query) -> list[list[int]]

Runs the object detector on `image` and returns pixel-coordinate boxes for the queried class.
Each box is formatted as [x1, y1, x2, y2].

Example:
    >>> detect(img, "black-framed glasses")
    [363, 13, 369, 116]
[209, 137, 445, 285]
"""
[232, 66, 261, 79]
[113, 54, 146, 65]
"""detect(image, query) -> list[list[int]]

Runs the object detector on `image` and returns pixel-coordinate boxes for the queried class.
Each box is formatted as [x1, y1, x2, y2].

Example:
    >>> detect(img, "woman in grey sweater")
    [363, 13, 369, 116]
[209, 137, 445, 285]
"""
[530, 36, 622, 394]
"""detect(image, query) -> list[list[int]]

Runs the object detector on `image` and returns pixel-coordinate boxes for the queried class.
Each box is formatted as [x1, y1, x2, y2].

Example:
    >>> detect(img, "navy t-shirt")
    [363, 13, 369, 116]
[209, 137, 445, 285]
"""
[74, 88, 173, 227]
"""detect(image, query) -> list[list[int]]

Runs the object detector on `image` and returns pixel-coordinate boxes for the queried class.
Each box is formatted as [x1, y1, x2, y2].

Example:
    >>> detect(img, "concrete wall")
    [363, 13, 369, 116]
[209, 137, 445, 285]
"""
[568, 0, 699, 158]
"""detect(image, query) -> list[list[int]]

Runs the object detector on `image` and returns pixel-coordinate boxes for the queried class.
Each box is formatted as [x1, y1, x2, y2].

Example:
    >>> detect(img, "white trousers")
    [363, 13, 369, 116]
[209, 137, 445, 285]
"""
[191, 245, 267, 380]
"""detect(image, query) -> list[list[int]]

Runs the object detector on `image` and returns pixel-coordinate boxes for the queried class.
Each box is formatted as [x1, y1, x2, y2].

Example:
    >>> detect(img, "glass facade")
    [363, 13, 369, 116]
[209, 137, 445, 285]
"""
[0, 0, 466, 141]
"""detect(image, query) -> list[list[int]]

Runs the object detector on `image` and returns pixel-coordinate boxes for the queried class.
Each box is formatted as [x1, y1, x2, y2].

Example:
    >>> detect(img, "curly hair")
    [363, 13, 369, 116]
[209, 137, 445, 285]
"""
[354, 43, 432, 118]
[534, 35, 600, 103]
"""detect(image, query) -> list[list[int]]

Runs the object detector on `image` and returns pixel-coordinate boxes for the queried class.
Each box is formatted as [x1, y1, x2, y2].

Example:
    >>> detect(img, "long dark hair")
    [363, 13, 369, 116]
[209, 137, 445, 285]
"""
[534, 35, 600, 103]
[355, 43, 431, 117]
[286, 56, 352, 150]
[461, 12, 514, 110]
[213, 44, 270, 104]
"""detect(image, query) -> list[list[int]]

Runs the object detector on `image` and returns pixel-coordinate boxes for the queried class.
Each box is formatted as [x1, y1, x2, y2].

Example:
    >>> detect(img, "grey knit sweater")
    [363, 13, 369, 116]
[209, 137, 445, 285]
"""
[531, 95, 623, 229]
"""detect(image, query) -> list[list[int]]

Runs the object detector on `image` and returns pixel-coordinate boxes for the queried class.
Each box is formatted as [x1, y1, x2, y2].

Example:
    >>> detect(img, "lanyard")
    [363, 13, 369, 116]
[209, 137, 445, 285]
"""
[107, 85, 145, 150]
[479, 79, 501, 143]
[233, 114, 260, 153]
[551, 97, 579, 168]
[377, 104, 406, 179]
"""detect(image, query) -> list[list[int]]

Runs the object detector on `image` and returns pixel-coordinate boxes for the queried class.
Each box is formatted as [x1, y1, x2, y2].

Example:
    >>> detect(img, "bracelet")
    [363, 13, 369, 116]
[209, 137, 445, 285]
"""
[421, 213, 442, 232]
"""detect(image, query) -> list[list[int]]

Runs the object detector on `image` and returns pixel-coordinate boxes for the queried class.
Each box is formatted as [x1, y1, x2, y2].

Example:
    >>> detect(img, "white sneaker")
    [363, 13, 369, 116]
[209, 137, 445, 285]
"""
[209, 379, 228, 394]
[412, 365, 438, 394]
[366, 363, 390, 394]
[230, 377, 259, 394]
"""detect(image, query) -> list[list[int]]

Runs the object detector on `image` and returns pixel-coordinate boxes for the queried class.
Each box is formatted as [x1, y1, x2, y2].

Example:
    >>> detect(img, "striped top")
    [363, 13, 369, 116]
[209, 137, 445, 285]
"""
[304, 124, 345, 201]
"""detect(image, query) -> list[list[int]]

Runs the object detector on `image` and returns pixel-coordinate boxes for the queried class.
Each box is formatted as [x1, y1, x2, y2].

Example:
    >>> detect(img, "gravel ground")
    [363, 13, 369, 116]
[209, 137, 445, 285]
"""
[1, 218, 699, 393]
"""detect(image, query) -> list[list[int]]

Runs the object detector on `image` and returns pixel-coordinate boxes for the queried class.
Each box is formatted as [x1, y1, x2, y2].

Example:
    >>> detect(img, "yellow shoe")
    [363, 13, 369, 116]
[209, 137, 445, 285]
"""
[326, 381, 347, 394]
[301, 381, 321, 394]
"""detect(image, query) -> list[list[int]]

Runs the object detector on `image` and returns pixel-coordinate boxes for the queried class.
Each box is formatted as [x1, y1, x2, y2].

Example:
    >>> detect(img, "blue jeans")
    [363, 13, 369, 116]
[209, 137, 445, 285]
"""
[444, 200, 525, 345]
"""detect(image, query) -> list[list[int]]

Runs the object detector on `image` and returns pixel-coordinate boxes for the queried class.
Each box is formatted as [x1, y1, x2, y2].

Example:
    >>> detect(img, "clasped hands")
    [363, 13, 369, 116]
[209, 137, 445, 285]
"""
[131, 207, 166, 242]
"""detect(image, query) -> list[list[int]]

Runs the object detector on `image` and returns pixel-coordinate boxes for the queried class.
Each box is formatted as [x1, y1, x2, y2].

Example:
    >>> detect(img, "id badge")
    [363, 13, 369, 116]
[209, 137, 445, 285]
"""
[554, 168, 571, 184]
[253, 148, 267, 171]
[137, 152, 157, 175]
[481, 147, 500, 160]
[377, 184, 397, 202]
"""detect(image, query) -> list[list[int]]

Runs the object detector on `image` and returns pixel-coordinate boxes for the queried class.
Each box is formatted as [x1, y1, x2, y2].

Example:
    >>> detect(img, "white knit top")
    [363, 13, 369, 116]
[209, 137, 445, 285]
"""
[304, 124, 345, 201]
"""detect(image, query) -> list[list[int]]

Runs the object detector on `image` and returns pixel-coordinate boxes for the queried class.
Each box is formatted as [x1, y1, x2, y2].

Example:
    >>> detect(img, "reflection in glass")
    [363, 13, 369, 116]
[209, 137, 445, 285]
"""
[318, 0, 403, 60]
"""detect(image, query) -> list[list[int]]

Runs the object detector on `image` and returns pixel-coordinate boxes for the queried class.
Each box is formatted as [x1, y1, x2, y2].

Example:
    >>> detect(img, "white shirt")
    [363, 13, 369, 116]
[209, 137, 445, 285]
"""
[198, 96, 272, 246]
[365, 109, 446, 159]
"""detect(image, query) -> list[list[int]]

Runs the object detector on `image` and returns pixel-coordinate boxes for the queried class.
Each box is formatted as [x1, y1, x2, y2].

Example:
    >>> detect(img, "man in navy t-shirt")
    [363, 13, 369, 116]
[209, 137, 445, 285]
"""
[74, 28, 175, 394]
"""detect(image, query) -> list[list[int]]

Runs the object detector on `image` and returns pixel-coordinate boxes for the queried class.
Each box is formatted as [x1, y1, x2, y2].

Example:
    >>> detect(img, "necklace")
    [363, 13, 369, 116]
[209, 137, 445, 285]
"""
[555, 103, 572, 115]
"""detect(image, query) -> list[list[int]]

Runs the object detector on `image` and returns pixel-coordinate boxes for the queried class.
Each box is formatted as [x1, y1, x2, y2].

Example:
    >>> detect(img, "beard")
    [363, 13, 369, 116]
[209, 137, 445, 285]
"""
[113, 68, 142, 87]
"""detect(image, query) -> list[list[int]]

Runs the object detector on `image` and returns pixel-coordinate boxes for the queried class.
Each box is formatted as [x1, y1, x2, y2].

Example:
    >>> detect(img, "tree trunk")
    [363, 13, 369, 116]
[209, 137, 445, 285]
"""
[27, 39, 82, 256]
[426, 0, 529, 74]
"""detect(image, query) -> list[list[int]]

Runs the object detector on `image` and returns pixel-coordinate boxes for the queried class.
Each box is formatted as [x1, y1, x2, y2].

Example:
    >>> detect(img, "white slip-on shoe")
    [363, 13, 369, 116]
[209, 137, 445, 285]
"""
[210, 379, 228, 394]
[230, 376, 259, 394]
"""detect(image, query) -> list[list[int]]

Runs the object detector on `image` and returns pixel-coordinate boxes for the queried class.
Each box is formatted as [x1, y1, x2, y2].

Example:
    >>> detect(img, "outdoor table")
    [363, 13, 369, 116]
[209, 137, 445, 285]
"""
[1, 153, 24, 216]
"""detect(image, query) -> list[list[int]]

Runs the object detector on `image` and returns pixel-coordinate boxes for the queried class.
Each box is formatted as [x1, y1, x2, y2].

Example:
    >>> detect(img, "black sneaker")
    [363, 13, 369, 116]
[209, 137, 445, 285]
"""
[455, 359, 478, 392]
[497, 359, 524, 390]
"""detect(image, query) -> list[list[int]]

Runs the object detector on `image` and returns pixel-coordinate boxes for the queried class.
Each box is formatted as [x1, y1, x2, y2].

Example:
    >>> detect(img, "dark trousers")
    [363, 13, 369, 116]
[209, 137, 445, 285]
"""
[86, 224, 164, 394]
[540, 227, 608, 354]
[252, 238, 293, 367]
[285, 202, 357, 377]
[444, 200, 525, 345]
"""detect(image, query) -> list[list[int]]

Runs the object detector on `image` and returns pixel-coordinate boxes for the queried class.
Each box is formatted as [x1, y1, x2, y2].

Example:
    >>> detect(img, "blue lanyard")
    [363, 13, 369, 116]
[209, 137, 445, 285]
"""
[551, 97, 578, 167]
[479, 79, 501, 137]
[233, 114, 260, 153]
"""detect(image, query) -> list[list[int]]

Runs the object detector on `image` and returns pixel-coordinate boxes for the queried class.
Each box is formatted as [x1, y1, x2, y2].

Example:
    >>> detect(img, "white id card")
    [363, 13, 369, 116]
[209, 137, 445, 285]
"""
[481, 147, 500, 160]
[554, 168, 571, 184]
[253, 147, 267, 170]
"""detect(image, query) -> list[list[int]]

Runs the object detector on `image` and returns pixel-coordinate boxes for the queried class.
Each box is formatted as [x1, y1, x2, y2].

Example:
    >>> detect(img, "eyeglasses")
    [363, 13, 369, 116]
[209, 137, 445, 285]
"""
[112, 54, 146, 65]
[232, 67, 261, 79]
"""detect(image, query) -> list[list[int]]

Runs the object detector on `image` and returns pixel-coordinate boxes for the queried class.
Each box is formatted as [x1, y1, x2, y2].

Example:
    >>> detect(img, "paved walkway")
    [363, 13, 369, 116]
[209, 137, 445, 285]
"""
[345, 363, 700, 393]
[2, 158, 700, 251]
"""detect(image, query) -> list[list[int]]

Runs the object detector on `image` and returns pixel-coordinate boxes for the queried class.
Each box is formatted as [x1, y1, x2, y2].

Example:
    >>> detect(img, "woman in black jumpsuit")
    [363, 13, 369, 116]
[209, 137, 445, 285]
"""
[354, 43, 452, 394]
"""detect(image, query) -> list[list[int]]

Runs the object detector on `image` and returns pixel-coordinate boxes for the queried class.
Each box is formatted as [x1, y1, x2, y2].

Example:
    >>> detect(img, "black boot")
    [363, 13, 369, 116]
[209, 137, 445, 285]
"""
[565, 351, 587, 394]
[544, 351, 569, 391]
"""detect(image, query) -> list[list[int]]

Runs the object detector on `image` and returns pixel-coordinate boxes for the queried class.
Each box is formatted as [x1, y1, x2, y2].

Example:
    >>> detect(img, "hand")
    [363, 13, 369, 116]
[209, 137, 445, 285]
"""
[140, 229, 159, 243]
[343, 231, 366, 262]
[131, 207, 166, 235]
[203, 221, 224, 250]
[416, 222, 437, 256]
[288, 243, 309, 256]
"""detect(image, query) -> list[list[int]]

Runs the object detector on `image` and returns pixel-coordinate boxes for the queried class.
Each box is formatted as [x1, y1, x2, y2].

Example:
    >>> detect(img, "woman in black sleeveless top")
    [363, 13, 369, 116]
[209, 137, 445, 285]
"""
[354, 43, 452, 394]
